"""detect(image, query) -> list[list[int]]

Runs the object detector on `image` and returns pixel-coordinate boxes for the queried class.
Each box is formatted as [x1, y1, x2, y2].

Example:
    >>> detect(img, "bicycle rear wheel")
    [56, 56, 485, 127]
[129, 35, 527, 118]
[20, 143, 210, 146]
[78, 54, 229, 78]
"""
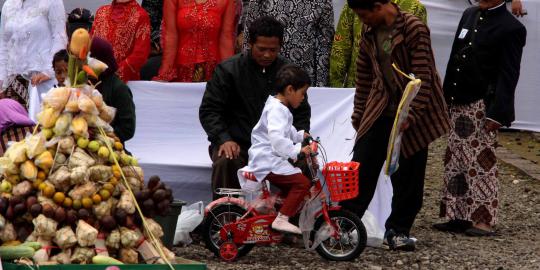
[202, 204, 255, 259]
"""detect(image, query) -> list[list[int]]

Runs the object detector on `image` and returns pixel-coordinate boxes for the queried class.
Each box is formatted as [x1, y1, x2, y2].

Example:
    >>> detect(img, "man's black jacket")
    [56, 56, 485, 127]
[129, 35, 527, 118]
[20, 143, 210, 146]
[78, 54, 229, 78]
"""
[199, 53, 311, 149]
[443, 3, 526, 126]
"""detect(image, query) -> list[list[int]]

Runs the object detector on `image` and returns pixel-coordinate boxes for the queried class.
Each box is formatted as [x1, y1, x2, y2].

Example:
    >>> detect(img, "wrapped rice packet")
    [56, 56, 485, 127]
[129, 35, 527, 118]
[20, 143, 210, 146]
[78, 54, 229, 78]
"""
[33, 214, 58, 238]
[76, 220, 98, 247]
[54, 226, 77, 249]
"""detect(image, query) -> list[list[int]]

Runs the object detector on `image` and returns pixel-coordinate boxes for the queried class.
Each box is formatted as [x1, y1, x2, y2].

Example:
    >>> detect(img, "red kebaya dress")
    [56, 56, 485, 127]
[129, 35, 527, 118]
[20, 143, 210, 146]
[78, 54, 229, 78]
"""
[91, 0, 151, 82]
[154, 0, 235, 82]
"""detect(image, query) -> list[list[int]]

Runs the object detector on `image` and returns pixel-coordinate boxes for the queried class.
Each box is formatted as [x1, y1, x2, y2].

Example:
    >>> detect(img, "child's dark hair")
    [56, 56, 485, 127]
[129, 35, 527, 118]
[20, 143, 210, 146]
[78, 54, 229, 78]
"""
[347, 0, 390, 10]
[275, 65, 311, 93]
[52, 49, 68, 66]
[248, 16, 284, 45]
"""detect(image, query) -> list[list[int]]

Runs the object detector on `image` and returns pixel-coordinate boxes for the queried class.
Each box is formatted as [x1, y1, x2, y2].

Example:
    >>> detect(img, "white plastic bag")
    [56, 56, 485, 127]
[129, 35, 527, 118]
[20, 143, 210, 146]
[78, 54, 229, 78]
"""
[173, 201, 204, 245]
[364, 161, 394, 247]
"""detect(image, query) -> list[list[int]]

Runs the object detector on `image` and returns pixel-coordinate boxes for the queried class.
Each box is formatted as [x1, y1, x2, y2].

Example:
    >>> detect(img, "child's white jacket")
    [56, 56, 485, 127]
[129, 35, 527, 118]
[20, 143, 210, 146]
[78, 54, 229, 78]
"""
[238, 96, 305, 191]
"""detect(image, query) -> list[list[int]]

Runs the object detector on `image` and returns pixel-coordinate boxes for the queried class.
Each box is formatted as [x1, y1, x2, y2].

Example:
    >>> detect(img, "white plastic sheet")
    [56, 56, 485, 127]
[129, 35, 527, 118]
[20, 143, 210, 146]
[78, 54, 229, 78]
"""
[174, 201, 204, 245]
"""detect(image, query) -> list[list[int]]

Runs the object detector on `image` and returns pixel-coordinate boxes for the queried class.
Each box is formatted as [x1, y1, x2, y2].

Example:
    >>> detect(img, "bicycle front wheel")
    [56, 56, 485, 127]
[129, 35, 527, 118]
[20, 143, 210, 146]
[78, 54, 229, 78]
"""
[312, 209, 367, 261]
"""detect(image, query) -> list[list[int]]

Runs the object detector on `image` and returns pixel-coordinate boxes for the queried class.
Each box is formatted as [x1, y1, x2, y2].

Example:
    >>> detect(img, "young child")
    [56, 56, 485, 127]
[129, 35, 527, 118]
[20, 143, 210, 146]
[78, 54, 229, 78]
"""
[239, 64, 312, 234]
[52, 49, 68, 87]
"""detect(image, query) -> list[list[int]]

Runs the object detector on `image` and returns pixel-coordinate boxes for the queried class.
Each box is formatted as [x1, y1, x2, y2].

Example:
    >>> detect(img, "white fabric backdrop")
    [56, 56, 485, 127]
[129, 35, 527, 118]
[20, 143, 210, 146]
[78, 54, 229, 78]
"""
[2, 0, 535, 129]
[125, 81, 356, 203]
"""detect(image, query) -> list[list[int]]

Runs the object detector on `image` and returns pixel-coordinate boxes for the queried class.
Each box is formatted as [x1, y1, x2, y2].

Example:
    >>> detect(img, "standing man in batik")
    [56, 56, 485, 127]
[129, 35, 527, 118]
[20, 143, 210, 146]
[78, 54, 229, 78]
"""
[344, 0, 449, 251]
[436, 0, 526, 236]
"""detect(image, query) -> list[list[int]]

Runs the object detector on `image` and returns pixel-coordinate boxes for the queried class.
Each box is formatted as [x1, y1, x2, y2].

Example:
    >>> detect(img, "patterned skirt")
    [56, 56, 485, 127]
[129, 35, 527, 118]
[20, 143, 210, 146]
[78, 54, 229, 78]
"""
[0, 75, 30, 109]
[440, 100, 499, 226]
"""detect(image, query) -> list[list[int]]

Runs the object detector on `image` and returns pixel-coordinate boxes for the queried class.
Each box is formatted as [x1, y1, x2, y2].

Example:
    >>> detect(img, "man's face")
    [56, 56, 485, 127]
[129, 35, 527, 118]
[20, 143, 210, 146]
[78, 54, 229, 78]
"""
[352, 4, 385, 27]
[476, 0, 504, 9]
[249, 36, 281, 68]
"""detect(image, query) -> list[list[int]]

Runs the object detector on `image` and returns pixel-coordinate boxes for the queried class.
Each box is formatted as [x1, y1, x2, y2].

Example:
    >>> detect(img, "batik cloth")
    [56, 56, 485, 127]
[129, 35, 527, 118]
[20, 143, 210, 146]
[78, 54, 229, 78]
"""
[441, 99, 499, 226]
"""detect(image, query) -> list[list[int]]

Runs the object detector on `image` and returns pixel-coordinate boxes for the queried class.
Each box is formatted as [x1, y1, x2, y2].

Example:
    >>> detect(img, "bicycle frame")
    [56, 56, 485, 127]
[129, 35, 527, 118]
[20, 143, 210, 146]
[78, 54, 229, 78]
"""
[205, 138, 343, 245]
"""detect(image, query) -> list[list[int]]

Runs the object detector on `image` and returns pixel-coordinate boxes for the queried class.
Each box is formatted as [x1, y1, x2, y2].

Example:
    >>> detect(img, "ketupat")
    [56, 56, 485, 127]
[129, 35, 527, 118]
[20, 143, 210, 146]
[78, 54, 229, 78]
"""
[68, 148, 96, 168]
[76, 220, 98, 247]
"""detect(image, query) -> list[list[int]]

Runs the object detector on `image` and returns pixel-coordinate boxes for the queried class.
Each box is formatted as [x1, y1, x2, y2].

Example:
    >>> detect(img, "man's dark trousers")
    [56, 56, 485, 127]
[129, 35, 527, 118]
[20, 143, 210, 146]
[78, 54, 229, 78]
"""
[343, 117, 428, 236]
[210, 146, 248, 200]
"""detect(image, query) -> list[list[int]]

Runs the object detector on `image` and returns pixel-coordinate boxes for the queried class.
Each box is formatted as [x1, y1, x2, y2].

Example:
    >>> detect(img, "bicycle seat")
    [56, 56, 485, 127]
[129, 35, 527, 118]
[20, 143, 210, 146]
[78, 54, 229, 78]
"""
[242, 172, 258, 182]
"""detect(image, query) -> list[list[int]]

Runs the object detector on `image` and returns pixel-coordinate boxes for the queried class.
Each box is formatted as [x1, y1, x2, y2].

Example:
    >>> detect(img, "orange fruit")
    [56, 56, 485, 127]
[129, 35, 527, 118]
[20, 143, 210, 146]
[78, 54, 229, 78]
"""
[92, 194, 102, 204]
[102, 183, 115, 192]
[43, 186, 55, 198]
[72, 199, 82, 210]
[109, 177, 119, 186]
[63, 197, 73, 208]
[38, 182, 47, 191]
[114, 142, 123, 151]
[82, 197, 93, 209]
[111, 165, 121, 172]
[53, 192, 65, 204]
[113, 170, 121, 179]
[33, 179, 44, 190]
[37, 171, 46, 181]
[99, 189, 111, 201]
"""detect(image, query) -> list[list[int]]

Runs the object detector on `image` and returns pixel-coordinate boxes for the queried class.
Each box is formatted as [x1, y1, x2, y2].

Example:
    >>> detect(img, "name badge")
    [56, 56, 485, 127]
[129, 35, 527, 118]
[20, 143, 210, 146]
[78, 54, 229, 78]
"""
[458, 29, 469, 39]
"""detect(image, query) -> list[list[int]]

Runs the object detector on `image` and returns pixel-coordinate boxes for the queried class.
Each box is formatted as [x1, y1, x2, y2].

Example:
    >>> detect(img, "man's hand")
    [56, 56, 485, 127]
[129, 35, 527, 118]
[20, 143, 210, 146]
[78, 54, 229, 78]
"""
[484, 119, 502, 133]
[512, 0, 526, 17]
[30, 73, 50, 86]
[218, 141, 241, 160]
[400, 119, 410, 132]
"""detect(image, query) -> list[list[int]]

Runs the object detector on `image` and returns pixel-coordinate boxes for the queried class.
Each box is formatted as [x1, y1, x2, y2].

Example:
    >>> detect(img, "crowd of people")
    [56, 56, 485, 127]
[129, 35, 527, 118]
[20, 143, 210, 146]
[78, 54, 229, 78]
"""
[0, 0, 527, 253]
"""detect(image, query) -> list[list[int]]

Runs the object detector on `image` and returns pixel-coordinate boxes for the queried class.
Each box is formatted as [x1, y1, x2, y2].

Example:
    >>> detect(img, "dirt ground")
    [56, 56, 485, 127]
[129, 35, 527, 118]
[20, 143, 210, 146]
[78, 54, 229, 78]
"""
[499, 130, 540, 164]
[173, 135, 540, 270]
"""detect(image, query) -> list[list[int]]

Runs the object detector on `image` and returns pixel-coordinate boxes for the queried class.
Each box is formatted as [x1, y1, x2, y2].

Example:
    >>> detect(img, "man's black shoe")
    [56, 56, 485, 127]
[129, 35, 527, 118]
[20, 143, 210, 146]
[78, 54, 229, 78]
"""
[383, 229, 416, 251]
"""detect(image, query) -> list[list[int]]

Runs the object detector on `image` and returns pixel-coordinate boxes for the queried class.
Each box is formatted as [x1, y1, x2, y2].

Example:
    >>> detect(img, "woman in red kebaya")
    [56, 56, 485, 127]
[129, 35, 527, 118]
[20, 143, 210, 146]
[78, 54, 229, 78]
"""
[153, 0, 235, 82]
[91, 0, 151, 82]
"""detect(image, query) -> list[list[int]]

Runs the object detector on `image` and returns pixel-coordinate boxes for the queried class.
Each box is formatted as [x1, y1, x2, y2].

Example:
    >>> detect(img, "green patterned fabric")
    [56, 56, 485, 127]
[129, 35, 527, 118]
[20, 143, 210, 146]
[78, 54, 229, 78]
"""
[329, 0, 427, 88]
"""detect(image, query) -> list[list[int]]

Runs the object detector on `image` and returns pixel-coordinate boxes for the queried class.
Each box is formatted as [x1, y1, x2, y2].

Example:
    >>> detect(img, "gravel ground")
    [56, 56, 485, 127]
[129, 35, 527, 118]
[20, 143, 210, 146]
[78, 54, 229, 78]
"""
[174, 138, 540, 270]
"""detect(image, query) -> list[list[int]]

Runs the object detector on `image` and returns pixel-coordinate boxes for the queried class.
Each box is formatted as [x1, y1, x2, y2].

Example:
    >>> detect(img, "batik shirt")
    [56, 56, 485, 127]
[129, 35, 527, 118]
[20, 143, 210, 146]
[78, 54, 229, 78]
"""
[243, 0, 334, 87]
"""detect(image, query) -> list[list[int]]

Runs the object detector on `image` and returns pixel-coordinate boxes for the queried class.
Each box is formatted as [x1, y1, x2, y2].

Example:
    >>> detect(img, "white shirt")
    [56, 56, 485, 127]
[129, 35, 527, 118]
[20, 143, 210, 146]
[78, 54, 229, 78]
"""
[0, 0, 68, 84]
[238, 96, 305, 190]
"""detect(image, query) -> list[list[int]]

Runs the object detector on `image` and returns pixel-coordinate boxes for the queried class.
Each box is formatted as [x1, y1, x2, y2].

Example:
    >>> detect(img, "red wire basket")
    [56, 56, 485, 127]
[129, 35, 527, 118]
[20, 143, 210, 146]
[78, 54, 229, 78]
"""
[322, 161, 360, 202]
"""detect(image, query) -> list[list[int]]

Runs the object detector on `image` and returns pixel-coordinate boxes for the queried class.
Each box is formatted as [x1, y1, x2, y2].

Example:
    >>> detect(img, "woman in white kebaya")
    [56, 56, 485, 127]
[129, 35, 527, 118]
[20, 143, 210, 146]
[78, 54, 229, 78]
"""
[0, 0, 68, 108]
[239, 64, 312, 234]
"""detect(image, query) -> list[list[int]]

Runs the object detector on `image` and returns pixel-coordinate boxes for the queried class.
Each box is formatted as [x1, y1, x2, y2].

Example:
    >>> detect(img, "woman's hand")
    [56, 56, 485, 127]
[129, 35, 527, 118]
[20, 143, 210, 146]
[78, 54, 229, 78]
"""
[30, 73, 51, 86]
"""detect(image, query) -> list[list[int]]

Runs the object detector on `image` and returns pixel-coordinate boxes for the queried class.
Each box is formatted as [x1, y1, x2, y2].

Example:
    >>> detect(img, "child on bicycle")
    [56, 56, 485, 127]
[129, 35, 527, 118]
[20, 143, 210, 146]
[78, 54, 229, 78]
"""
[238, 64, 312, 234]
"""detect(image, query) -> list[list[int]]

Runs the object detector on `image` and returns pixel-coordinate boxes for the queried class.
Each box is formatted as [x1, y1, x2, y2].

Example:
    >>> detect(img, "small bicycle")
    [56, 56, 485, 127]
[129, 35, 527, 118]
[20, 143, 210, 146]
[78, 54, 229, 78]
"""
[201, 138, 367, 261]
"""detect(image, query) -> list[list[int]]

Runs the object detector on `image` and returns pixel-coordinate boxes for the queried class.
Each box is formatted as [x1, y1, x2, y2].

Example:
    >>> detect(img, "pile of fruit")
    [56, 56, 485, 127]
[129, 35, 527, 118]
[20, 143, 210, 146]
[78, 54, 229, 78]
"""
[0, 29, 176, 266]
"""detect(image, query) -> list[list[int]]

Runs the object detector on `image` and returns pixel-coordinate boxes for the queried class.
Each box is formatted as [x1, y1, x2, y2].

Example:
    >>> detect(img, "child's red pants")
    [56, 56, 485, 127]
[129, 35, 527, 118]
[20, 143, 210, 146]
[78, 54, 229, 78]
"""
[266, 173, 311, 216]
